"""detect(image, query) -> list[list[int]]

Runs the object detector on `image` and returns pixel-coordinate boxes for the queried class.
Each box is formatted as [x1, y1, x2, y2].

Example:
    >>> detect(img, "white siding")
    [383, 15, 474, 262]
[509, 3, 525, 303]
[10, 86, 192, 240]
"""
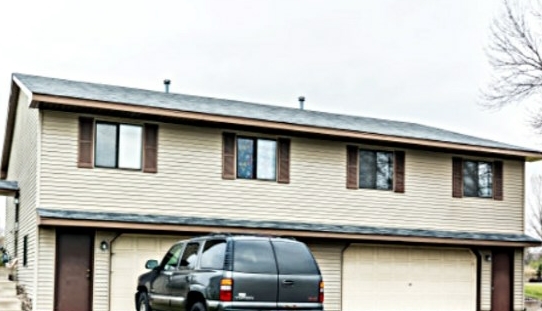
[514, 249, 524, 311]
[35, 228, 55, 311]
[479, 250, 491, 311]
[307, 242, 345, 311]
[39, 111, 525, 234]
[93, 231, 118, 311]
[5, 91, 39, 305]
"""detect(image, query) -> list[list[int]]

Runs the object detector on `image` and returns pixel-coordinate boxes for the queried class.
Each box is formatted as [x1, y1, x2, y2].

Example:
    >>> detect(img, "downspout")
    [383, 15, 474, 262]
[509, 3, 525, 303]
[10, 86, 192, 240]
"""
[107, 232, 123, 311]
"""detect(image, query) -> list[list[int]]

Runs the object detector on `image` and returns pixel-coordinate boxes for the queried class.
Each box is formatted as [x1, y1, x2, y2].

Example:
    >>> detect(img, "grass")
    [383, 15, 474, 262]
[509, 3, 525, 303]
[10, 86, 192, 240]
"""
[526, 283, 542, 300]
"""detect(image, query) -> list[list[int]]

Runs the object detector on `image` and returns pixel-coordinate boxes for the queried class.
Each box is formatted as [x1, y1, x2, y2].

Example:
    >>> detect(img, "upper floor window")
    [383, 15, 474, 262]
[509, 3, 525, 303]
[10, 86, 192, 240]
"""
[222, 133, 290, 183]
[237, 137, 277, 180]
[359, 150, 394, 190]
[95, 122, 142, 169]
[463, 160, 493, 198]
[346, 145, 405, 192]
[452, 157, 503, 200]
[78, 117, 158, 173]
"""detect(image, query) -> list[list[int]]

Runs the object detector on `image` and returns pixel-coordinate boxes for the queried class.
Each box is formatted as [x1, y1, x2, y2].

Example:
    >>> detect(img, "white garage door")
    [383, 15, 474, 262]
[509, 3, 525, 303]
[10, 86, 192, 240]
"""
[343, 244, 476, 311]
[110, 234, 190, 311]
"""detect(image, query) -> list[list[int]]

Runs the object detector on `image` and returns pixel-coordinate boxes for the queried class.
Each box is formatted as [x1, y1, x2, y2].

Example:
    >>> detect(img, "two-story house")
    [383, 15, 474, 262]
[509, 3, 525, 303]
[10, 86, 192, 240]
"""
[1, 73, 540, 311]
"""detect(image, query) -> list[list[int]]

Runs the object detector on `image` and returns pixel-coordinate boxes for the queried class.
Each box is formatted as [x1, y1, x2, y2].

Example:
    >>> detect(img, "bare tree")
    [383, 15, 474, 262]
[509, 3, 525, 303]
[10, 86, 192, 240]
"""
[482, 0, 542, 130]
[528, 175, 542, 240]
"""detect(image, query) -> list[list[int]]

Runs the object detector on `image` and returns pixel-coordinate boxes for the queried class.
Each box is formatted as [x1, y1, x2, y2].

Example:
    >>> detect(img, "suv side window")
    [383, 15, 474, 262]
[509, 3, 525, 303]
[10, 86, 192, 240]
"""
[179, 242, 200, 270]
[272, 241, 319, 275]
[161, 243, 184, 271]
[233, 240, 277, 274]
[200, 239, 226, 270]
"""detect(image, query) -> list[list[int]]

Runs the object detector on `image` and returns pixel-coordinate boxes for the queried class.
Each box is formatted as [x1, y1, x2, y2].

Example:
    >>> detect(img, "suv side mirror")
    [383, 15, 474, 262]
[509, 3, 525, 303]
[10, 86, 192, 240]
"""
[145, 259, 159, 270]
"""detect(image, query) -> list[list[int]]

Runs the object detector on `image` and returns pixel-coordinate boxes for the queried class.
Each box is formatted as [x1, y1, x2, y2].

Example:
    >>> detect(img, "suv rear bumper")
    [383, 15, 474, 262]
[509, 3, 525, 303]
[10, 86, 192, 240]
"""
[208, 300, 323, 311]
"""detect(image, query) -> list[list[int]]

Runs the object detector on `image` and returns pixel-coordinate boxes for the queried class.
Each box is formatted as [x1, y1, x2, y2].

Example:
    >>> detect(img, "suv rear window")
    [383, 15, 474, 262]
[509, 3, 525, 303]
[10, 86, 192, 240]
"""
[233, 240, 277, 274]
[200, 239, 226, 270]
[272, 241, 319, 275]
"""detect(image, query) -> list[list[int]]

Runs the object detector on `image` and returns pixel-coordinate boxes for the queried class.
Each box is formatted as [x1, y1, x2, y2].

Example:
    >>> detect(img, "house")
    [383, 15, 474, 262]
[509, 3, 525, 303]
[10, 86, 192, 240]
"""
[1, 73, 540, 311]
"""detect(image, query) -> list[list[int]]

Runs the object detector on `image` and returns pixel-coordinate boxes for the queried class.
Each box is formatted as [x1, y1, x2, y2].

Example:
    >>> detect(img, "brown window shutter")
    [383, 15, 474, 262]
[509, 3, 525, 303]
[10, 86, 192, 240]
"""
[222, 132, 236, 179]
[346, 145, 359, 189]
[493, 161, 503, 201]
[452, 157, 463, 198]
[277, 138, 290, 184]
[78, 117, 94, 168]
[143, 124, 159, 173]
[394, 151, 405, 193]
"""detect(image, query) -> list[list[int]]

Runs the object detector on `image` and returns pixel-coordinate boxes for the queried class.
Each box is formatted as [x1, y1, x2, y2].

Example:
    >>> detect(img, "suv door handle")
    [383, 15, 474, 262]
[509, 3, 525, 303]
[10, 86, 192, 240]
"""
[282, 280, 294, 286]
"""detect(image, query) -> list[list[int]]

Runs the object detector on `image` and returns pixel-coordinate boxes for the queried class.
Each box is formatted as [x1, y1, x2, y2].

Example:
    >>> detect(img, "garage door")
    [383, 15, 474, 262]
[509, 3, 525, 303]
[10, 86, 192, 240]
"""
[110, 234, 190, 311]
[343, 244, 476, 311]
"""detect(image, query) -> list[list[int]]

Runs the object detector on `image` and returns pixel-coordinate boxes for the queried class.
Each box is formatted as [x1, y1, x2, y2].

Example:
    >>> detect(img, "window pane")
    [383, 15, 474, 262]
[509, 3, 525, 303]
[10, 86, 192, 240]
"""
[359, 151, 376, 189]
[272, 241, 318, 275]
[233, 240, 277, 274]
[256, 139, 277, 180]
[118, 125, 142, 169]
[463, 161, 478, 197]
[161, 243, 184, 271]
[237, 138, 254, 179]
[478, 162, 493, 198]
[200, 240, 226, 270]
[180, 242, 200, 270]
[376, 152, 393, 190]
[95, 123, 117, 167]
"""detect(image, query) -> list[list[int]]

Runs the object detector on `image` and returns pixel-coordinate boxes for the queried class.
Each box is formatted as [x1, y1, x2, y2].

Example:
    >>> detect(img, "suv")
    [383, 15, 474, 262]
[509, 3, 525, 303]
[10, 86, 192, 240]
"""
[135, 234, 324, 311]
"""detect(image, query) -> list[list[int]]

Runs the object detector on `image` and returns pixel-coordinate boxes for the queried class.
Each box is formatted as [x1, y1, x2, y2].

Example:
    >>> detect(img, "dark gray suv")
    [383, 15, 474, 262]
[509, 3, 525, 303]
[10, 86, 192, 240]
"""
[135, 234, 324, 311]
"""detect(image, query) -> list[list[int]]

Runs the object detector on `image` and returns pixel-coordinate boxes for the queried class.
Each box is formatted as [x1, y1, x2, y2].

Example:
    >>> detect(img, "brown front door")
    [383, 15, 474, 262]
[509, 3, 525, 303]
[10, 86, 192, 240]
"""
[491, 249, 513, 311]
[54, 229, 94, 311]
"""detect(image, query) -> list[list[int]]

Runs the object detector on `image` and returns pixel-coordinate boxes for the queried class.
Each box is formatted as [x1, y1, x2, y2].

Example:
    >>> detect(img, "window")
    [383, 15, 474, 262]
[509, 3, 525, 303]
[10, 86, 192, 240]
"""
[347, 146, 404, 192]
[272, 241, 318, 275]
[179, 242, 200, 270]
[79, 118, 158, 172]
[95, 122, 143, 169]
[463, 160, 493, 198]
[160, 243, 184, 271]
[359, 150, 394, 190]
[233, 240, 277, 274]
[200, 240, 226, 270]
[237, 137, 277, 180]
[23, 235, 28, 267]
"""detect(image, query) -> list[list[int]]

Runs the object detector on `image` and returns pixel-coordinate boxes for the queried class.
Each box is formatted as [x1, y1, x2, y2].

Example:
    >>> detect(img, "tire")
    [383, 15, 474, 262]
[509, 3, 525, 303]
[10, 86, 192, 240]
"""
[190, 302, 206, 311]
[138, 292, 152, 311]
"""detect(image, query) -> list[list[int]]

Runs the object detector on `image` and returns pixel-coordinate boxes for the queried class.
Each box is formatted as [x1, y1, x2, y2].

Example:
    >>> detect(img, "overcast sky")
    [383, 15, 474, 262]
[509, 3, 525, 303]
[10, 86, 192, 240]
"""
[0, 0, 541, 230]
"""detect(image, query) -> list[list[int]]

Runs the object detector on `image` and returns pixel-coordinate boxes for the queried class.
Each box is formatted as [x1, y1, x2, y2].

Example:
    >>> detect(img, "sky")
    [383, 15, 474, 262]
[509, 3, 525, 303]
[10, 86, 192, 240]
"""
[0, 0, 540, 232]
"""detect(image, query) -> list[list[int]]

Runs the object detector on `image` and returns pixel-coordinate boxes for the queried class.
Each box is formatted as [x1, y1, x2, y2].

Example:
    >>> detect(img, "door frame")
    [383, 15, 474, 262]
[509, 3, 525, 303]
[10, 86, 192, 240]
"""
[54, 228, 95, 311]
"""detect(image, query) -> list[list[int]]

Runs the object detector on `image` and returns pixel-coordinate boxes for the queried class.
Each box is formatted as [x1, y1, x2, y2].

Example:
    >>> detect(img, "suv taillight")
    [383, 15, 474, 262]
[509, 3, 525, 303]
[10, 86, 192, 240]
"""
[220, 278, 233, 301]
[319, 281, 324, 303]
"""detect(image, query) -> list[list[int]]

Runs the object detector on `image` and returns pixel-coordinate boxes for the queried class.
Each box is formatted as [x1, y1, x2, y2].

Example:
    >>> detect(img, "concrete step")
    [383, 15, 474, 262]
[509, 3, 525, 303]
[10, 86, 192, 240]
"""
[0, 298, 21, 311]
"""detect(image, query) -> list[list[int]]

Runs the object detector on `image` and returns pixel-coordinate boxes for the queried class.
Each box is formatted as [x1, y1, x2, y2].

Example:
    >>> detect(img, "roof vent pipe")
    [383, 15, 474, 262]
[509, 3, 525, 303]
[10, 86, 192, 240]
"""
[164, 79, 171, 93]
[298, 96, 305, 110]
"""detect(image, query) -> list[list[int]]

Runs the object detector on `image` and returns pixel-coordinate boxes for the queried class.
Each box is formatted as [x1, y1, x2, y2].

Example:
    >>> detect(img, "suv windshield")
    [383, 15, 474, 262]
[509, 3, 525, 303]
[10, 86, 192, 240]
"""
[233, 240, 277, 274]
[272, 241, 319, 275]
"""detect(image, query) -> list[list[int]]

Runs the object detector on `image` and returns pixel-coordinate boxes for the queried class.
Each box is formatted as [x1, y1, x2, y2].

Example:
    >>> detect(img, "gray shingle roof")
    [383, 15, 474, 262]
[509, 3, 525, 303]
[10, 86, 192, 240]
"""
[13, 73, 538, 153]
[0, 180, 18, 191]
[37, 208, 540, 244]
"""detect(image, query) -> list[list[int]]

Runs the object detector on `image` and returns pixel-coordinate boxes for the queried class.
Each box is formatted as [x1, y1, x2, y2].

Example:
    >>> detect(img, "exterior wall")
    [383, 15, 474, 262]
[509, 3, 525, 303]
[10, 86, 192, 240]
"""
[40, 111, 525, 234]
[35, 227, 55, 311]
[479, 249, 491, 311]
[93, 231, 118, 311]
[5, 91, 39, 305]
[306, 241, 344, 311]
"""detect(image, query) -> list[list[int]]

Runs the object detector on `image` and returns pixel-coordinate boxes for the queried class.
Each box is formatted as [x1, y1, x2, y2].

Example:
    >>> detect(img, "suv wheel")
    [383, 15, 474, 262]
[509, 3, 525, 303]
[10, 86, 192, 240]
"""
[190, 302, 206, 311]
[138, 292, 152, 311]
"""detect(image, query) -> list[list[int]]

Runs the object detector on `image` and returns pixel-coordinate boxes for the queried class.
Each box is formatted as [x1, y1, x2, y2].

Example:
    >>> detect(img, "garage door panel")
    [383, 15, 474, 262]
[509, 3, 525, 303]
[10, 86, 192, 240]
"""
[343, 245, 476, 311]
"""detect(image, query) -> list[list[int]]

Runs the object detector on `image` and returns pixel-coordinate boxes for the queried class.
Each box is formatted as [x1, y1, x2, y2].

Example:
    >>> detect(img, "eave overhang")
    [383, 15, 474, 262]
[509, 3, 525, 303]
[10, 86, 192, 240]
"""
[37, 208, 541, 248]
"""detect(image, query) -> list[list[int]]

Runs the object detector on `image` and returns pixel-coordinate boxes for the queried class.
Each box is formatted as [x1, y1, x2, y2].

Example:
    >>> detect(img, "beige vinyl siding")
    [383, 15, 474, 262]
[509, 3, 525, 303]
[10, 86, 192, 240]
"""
[6, 91, 39, 305]
[35, 228, 55, 311]
[40, 111, 524, 234]
[479, 249, 491, 311]
[93, 231, 118, 311]
[306, 242, 344, 311]
[514, 249, 524, 311]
